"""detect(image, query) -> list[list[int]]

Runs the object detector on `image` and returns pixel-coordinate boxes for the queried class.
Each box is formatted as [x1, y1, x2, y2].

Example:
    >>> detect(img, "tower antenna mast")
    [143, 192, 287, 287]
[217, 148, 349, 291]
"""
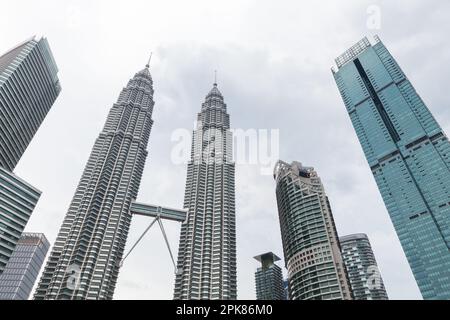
[146, 52, 153, 68]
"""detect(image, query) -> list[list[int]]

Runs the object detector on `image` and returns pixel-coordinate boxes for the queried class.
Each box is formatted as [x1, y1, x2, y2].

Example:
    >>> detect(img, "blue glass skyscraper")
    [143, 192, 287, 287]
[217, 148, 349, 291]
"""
[333, 36, 450, 299]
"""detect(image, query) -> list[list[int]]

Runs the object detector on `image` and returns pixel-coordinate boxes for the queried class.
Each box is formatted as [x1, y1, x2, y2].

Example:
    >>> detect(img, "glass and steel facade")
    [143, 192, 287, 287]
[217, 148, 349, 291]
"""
[0, 37, 61, 171]
[34, 64, 155, 300]
[0, 167, 41, 273]
[0, 233, 49, 299]
[283, 279, 289, 300]
[254, 252, 284, 300]
[333, 36, 450, 299]
[340, 233, 388, 300]
[174, 83, 237, 300]
[0, 37, 58, 274]
[273, 161, 352, 300]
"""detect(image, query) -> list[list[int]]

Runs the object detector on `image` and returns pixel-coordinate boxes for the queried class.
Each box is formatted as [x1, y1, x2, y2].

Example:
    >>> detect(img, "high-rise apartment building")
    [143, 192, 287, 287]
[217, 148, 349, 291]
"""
[0, 233, 49, 299]
[333, 36, 450, 299]
[0, 37, 59, 273]
[34, 62, 155, 300]
[274, 161, 352, 300]
[174, 82, 237, 300]
[254, 252, 284, 300]
[340, 233, 388, 300]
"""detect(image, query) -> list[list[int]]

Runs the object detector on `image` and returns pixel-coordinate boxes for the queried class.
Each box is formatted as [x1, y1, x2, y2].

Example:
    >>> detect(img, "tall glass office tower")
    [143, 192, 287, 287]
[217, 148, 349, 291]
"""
[0, 37, 59, 273]
[34, 62, 155, 300]
[340, 233, 388, 300]
[0, 168, 41, 273]
[333, 36, 450, 299]
[0, 37, 61, 171]
[174, 82, 237, 300]
[254, 252, 284, 300]
[274, 161, 352, 300]
[0, 233, 49, 300]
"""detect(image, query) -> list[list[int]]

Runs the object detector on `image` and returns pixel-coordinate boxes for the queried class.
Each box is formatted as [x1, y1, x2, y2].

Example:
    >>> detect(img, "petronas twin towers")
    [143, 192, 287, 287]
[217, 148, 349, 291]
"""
[174, 83, 236, 300]
[34, 62, 236, 300]
[35, 64, 155, 299]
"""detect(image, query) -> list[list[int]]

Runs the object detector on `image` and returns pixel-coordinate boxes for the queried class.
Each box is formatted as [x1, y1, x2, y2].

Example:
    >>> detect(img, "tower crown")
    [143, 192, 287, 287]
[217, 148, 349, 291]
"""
[206, 83, 223, 100]
[133, 54, 153, 82]
[135, 66, 152, 81]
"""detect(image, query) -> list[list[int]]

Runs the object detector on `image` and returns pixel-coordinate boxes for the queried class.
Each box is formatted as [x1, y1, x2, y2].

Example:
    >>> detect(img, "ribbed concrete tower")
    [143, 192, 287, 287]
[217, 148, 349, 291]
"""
[34, 62, 155, 300]
[174, 81, 237, 300]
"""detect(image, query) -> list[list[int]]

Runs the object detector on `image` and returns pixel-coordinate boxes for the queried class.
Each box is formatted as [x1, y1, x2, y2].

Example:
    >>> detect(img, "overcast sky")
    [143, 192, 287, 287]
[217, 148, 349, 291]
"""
[2, 0, 450, 300]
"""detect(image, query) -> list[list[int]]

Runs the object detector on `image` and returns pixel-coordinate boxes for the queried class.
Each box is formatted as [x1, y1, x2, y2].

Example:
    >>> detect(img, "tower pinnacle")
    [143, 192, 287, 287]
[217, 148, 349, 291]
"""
[146, 52, 153, 68]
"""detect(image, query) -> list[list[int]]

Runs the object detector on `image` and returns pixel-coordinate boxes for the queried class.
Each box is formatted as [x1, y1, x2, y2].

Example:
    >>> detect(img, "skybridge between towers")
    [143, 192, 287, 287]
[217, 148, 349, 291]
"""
[130, 202, 187, 222]
[119, 201, 187, 275]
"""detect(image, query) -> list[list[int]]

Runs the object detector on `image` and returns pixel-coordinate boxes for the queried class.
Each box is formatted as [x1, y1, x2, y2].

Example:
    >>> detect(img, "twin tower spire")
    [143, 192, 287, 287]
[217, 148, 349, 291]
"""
[34, 53, 235, 300]
[144, 52, 219, 89]
[145, 52, 152, 69]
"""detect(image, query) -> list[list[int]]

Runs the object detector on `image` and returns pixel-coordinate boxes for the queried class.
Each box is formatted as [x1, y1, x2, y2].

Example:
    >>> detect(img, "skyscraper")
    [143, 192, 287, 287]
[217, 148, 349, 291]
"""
[0, 168, 41, 273]
[174, 82, 237, 300]
[34, 62, 155, 300]
[0, 36, 59, 273]
[0, 233, 49, 300]
[283, 279, 289, 300]
[254, 252, 284, 300]
[333, 36, 450, 299]
[274, 161, 352, 300]
[0, 37, 61, 171]
[340, 233, 388, 300]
